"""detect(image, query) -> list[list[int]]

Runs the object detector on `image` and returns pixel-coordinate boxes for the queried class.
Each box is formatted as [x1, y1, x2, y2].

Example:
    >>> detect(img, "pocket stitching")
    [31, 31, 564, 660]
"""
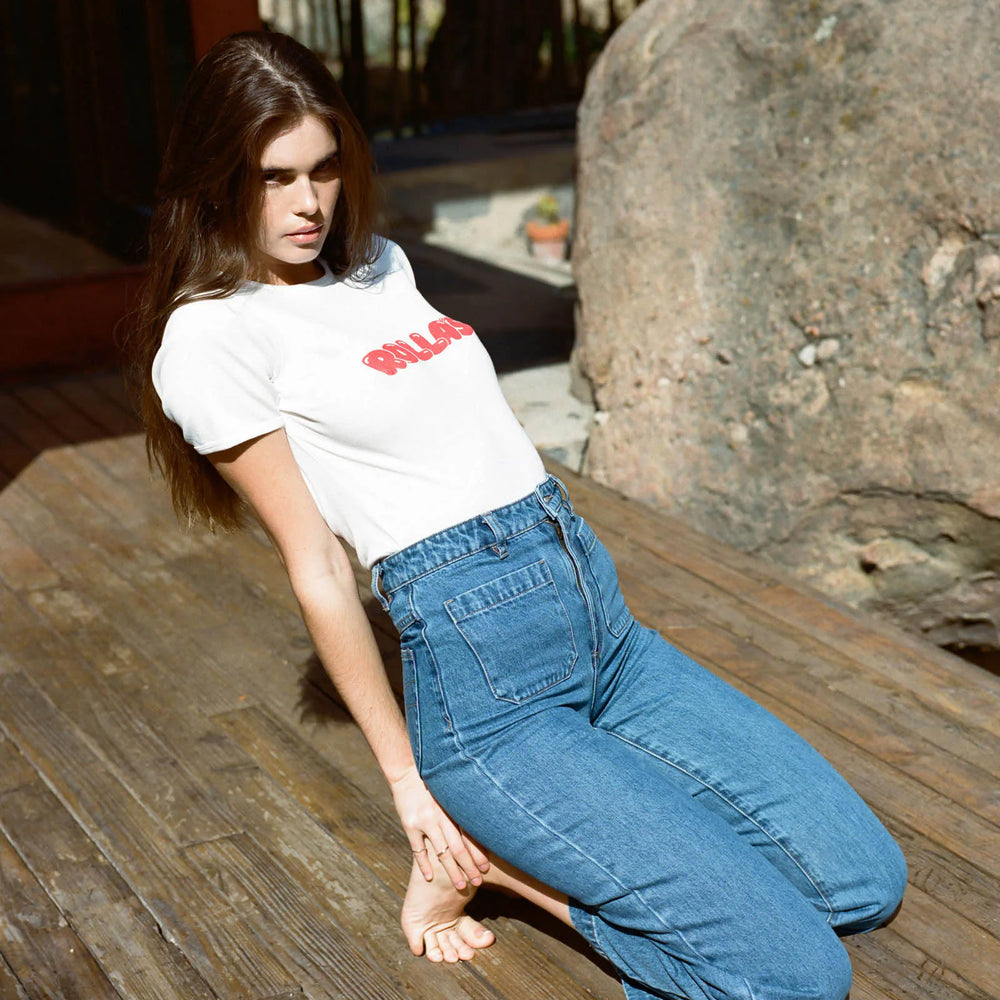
[447, 577, 550, 620]
[445, 561, 578, 705]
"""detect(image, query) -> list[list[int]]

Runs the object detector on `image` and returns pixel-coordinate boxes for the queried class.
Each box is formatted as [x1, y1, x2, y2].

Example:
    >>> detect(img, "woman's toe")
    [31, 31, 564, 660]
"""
[448, 929, 475, 961]
[456, 914, 495, 950]
[437, 930, 461, 964]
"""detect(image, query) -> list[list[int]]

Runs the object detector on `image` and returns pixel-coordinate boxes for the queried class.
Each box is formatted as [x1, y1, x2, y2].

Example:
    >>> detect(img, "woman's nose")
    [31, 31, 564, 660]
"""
[293, 175, 319, 215]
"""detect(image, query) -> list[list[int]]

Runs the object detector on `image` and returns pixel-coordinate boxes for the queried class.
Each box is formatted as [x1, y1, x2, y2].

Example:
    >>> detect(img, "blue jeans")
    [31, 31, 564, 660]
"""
[372, 476, 906, 1000]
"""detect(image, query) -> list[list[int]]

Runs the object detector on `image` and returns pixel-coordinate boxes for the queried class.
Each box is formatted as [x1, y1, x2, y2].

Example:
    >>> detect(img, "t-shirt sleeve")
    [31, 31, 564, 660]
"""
[152, 302, 283, 455]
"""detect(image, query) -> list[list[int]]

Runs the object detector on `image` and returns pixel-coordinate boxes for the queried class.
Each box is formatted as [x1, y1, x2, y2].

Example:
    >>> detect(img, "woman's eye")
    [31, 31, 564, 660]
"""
[315, 155, 341, 176]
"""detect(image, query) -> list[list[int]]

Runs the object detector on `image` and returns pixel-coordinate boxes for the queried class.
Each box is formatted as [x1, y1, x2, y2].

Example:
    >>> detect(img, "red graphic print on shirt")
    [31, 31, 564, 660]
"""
[362, 317, 474, 375]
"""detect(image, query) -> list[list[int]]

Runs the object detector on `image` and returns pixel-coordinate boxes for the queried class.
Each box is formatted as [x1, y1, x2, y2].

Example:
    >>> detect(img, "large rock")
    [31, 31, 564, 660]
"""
[572, 0, 1000, 651]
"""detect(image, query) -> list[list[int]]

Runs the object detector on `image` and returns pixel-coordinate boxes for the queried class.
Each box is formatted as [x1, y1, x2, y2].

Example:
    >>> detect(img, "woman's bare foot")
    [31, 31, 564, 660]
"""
[401, 857, 495, 963]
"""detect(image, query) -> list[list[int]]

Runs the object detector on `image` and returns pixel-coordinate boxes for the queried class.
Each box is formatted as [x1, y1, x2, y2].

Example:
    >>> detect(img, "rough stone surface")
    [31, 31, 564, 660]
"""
[572, 0, 1000, 651]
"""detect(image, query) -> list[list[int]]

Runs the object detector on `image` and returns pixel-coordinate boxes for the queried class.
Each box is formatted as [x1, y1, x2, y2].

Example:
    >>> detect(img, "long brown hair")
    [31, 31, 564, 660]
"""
[129, 30, 380, 529]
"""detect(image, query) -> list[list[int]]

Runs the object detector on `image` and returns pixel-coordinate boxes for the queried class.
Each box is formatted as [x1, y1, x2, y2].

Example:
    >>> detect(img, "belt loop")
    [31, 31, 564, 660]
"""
[551, 474, 572, 511]
[535, 474, 571, 518]
[370, 562, 390, 612]
[481, 513, 508, 558]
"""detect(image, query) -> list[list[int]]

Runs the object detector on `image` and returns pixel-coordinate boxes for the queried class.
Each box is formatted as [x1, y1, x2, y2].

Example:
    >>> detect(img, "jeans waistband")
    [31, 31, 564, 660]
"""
[372, 474, 572, 599]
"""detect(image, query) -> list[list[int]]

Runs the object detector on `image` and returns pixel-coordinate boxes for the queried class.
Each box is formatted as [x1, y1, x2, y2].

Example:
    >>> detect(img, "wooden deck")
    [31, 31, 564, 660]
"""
[0, 369, 998, 1000]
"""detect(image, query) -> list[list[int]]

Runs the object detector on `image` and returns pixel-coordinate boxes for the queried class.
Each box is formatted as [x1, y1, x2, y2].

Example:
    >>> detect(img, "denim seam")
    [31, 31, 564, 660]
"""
[444, 734, 712, 970]
[417, 619, 454, 734]
[382, 515, 552, 595]
[603, 728, 837, 922]
[400, 647, 422, 772]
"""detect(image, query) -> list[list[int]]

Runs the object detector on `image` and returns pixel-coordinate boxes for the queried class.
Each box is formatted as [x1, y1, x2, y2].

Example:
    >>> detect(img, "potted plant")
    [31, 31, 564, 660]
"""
[525, 193, 570, 261]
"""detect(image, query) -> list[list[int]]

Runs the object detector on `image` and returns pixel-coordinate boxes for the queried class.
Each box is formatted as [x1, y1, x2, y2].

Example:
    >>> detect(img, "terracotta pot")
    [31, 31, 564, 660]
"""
[526, 217, 570, 260]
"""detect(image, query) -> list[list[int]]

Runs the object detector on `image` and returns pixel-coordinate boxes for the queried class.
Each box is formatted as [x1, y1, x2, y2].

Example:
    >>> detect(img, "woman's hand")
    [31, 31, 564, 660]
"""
[389, 765, 490, 891]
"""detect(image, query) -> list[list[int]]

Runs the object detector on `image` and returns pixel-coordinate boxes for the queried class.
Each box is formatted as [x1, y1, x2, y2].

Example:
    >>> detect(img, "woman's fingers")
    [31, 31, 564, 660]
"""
[432, 822, 489, 889]
[429, 840, 470, 890]
[442, 832, 484, 887]
[463, 834, 491, 873]
[409, 840, 434, 881]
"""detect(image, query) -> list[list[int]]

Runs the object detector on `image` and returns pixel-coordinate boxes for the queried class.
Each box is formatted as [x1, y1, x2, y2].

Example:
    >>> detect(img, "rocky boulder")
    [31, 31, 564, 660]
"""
[572, 0, 1000, 652]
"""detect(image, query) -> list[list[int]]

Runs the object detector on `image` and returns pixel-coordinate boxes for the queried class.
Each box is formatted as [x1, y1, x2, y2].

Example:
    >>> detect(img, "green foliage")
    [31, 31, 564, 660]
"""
[535, 193, 562, 223]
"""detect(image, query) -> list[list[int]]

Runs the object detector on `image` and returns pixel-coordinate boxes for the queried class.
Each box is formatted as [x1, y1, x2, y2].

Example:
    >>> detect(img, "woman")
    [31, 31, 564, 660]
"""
[133, 30, 906, 1000]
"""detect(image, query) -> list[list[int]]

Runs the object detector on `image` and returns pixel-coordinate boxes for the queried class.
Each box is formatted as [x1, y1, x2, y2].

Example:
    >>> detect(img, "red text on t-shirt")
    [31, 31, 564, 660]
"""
[362, 317, 474, 375]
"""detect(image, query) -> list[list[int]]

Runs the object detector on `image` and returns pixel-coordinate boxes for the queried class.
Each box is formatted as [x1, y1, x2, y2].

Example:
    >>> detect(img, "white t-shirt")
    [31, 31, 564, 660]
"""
[152, 240, 545, 567]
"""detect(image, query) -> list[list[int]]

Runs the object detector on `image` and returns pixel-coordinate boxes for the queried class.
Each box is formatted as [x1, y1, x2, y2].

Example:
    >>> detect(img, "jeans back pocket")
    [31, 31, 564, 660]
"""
[445, 559, 577, 704]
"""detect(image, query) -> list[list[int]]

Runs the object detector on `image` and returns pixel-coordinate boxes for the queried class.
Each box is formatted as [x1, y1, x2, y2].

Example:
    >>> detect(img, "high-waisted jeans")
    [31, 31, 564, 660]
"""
[371, 476, 907, 1000]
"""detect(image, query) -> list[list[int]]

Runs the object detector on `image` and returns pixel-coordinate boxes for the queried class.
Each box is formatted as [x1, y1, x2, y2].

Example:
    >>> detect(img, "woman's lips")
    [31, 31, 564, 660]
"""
[286, 225, 323, 244]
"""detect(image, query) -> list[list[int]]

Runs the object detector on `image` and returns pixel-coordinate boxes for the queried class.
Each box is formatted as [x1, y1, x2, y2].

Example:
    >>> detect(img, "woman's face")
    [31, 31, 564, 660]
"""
[253, 115, 341, 285]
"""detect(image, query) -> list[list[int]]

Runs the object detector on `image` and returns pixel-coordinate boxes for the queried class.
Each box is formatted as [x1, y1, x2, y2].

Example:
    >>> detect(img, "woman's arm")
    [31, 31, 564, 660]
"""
[208, 429, 488, 890]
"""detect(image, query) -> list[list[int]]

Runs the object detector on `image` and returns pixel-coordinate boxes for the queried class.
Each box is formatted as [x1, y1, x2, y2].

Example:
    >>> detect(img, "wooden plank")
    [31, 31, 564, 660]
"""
[50, 377, 141, 438]
[0, 586, 60, 697]
[0, 391, 73, 454]
[211, 704, 623, 1000]
[0, 952, 30, 1000]
[885, 818, 1000, 938]
[131, 618, 390, 803]
[849, 927, 998, 1000]
[165, 550, 305, 650]
[0, 477, 229, 646]
[13, 382, 109, 445]
[0, 734, 217, 1000]
[1, 463, 155, 576]
[20, 595, 142, 679]
[12, 615, 523, 1000]
[0, 513, 60, 591]
[888, 883, 1000, 998]
[45, 651, 494, 1000]
[87, 371, 136, 417]
[2, 628, 240, 846]
[753, 582, 1000, 704]
[0, 416, 35, 481]
[0, 678, 302, 999]
[0, 831, 122, 1000]
[74, 429, 152, 487]
[0, 651, 22, 676]
[186, 524, 303, 620]
[26, 441, 210, 565]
